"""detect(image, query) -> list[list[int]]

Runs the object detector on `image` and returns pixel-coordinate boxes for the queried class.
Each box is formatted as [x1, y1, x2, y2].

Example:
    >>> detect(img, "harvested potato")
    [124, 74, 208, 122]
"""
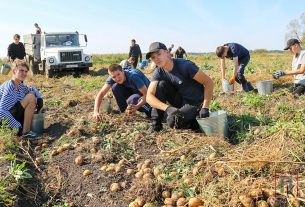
[262, 188, 273, 198]
[248, 189, 263, 199]
[90, 148, 97, 154]
[135, 171, 144, 179]
[171, 192, 180, 201]
[115, 165, 122, 173]
[239, 195, 254, 207]
[51, 150, 58, 156]
[162, 191, 171, 199]
[183, 177, 193, 186]
[74, 155, 84, 165]
[135, 155, 141, 161]
[127, 169, 134, 175]
[62, 143, 71, 150]
[57, 146, 65, 153]
[196, 160, 205, 168]
[188, 197, 203, 207]
[180, 155, 186, 161]
[110, 183, 121, 192]
[83, 169, 91, 176]
[176, 197, 188, 206]
[129, 201, 140, 207]
[91, 136, 100, 144]
[35, 157, 43, 165]
[256, 200, 269, 207]
[208, 152, 216, 160]
[137, 163, 143, 170]
[144, 159, 152, 166]
[100, 165, 107, 171]
[34, 146, 42, 152]
[143, 168, 152, 174]
[135, 198, 146, 206]
[42, 143, 48, 148]
[178, 192, 184, 197]
[164, 198, 174, 205]
[193, 167, 199, 176]
[118, 159, 125, 166]
[106, 165, 115, 172]
[143, 173, 154, 180]
[153, 167, 161, 176]
[169, 172, 177, 177]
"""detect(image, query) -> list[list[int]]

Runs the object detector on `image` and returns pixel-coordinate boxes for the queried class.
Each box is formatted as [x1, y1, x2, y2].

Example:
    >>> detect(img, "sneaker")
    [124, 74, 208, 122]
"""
[22, 131, 38, 139]
[147, 124, 163, 133]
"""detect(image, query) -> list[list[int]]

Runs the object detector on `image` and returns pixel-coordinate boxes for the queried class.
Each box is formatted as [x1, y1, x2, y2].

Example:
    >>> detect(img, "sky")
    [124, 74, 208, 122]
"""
[0, 0, 304, 57]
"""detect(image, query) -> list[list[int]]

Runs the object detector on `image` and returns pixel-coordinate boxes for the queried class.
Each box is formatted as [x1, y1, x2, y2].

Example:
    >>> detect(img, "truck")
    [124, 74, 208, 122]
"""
[24, 32, 92, 78]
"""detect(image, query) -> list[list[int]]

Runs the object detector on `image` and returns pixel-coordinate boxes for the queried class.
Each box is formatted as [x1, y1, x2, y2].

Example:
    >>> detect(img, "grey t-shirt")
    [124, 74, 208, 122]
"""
[292, 50, 305, 84]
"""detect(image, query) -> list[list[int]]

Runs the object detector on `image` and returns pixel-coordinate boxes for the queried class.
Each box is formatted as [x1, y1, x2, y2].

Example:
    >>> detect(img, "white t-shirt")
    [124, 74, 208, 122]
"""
[292, 50, 305, 85]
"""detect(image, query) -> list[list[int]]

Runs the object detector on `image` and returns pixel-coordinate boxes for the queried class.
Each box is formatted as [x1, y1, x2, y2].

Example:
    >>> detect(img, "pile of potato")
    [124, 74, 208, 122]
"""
[161, 190, 203, 207]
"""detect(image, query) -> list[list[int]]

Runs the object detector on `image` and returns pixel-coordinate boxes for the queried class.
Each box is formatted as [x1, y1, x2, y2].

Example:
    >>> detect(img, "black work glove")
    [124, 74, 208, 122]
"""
[165, 106, 178, 116]
[199, 108, 209, 118]
[36, 98, 43, 112]
[272, 71, 285, 79]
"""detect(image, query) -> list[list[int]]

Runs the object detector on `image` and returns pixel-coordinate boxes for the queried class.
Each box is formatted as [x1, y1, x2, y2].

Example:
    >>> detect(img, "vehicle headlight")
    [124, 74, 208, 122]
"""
[85, 56, 90, 62]
[48, 57, 55, 64]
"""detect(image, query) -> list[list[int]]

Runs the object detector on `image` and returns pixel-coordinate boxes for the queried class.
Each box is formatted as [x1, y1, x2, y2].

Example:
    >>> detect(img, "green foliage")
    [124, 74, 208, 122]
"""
[0, 120, 18, 153]
[202, 62, 213, 70]
[228, 114, 261, 143]
[9, 160, 32, 183]
[209, 100, 221, 112]
[73, 77, 103, 92]
[92, 54, 127, 67]
[242, 93, 263, 108]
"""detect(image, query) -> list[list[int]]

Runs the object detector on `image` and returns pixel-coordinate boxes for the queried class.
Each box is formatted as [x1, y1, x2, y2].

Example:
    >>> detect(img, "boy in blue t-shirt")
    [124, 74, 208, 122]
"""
[93, 64, 151, 121]
[146, 42, 214, 132]
[216, 43, 254, 92]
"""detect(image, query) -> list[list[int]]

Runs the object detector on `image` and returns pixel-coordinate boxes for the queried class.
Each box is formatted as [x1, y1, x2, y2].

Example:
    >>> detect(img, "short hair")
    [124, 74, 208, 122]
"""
[34, 23, 38, 26]
[12, 59, 29, 71]
[131, 39, 136, 43]
[216, 46, 226, 58]
[108, 64, 123, 73]
[13, 34, 20, 39]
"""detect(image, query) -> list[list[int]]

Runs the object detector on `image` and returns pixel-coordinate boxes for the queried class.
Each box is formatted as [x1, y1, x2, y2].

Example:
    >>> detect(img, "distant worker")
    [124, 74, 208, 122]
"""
[62, 35, 74, 46]
[0, 59, 43, 139]
[129, 39, 142, 68]
[34, 23, 42, 34]
[216, 43, 254, 92]
[168, 44, 174, 53]
[7, 34, 26, 62]
[175, 46, 187, 59]
[93, 64, 151, 121]
[120, 57, 136, 70]
[273, 38, 305, 95]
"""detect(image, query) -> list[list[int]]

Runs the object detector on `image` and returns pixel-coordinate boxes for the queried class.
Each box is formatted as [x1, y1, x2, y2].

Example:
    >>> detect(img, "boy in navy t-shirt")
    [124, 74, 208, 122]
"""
[93, 64, 151, 121]
[216, 43, 254, 92]
[146, 42, 214, 132]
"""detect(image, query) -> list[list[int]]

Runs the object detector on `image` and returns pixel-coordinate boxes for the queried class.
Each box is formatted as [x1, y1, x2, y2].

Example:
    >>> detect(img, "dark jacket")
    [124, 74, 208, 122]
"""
[129, 44, 142, 61]
[7, 42, 26, 60]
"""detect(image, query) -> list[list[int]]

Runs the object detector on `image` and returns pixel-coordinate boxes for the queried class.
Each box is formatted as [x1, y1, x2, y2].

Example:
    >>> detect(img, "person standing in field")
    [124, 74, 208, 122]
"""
[174, 46, 187, 59]
[129, 39, 142, 68]
[146, 42, 214, 132]
[0, 59, 43, 139]
[34, 23, 42, 34]
[168, 44, 174, 53]
[273, 38, 305, 95]
[216, 43, 254, 92]
[7, 34, 26, 63]
[93, 64, 151, 121]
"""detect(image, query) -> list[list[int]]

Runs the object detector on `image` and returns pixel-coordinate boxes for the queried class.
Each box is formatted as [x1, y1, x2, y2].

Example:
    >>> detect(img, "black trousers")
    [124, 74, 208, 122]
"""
[293, 84, 305, 95]
[151, 80, 200, 130]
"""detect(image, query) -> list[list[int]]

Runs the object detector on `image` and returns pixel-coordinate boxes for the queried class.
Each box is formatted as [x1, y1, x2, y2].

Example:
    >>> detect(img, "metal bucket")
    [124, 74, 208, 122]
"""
[31, 112, 44, 134]
[256, 80, 273, 95]
[222, 80, 234, 93]
[196, 110, 228, 138]
[1, 64, 11, 75]
[100, 98, 113, 114]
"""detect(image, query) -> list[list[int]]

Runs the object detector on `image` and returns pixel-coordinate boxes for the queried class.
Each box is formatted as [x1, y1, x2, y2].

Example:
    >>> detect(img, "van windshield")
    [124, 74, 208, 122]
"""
[45, 34, 79, 47]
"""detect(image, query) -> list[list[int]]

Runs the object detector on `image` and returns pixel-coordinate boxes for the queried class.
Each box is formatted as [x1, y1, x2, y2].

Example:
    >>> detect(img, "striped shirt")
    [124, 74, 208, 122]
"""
[0, 80, 42, 128]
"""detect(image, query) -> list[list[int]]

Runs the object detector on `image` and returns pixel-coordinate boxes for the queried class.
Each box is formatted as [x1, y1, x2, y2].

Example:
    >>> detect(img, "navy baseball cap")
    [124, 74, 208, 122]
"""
[146, 42, 167, 59]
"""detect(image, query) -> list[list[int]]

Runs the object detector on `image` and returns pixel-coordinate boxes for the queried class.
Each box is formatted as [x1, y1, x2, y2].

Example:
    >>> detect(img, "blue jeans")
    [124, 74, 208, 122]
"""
[235, 55, 254, 92]
[111, 83, 151, 115]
